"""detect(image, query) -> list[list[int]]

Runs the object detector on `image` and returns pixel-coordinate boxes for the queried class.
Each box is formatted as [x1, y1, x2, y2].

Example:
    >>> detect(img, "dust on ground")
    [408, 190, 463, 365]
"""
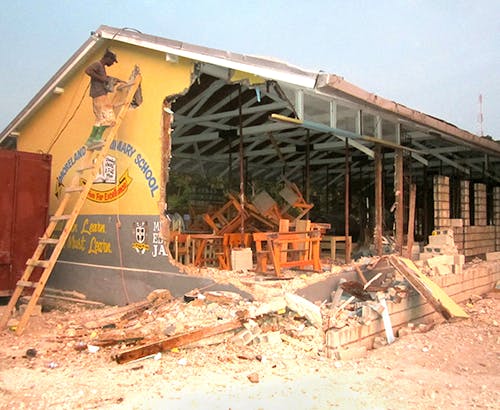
[0, 271, 498, 410]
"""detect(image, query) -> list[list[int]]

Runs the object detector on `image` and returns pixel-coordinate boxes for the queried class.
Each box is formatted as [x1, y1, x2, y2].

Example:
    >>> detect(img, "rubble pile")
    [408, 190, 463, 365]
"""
[5, 253, 492, 369]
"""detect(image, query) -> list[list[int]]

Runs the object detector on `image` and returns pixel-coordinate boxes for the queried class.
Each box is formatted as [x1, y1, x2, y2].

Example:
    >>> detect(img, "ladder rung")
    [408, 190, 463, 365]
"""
[50, 215, 71, 222]
[17, 280, 38, 288]
[117, 81, 135, 90]
[87, 142, 105, 151]
[27, 259, 50, 268]
[39, 238, 59, 245]
[65, 186, 85, 193]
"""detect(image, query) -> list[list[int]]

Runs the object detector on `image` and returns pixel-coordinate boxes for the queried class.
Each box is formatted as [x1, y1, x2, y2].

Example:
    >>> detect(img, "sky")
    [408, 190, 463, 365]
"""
[1, 0, 499, 138]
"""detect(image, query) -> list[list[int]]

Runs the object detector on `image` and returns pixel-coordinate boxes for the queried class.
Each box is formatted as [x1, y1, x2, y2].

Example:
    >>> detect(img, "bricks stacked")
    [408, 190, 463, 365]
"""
[474, 183, 487, 227]
[433, 175, 450, 229]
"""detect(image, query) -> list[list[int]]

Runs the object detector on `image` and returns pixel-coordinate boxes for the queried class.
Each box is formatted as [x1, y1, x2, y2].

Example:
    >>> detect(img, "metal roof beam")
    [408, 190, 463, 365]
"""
[174, 102, 288, 125]
[412, 141, 470, 176]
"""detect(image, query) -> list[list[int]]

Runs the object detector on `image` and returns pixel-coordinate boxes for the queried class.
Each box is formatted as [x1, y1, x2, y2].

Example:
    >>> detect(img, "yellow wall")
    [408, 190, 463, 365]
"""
[17, 41, 194, 216]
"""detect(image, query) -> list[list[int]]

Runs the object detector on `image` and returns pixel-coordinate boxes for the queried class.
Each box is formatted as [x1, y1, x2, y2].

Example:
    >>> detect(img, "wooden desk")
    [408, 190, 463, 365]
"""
[321, 235, 352, 262]
[253, 231, 322, 277]
[190, 234, 223, 267]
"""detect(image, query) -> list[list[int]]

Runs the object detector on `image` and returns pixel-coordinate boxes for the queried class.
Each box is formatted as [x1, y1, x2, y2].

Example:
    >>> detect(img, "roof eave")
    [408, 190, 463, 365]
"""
[96, 25, 319, 89]
[316, 73, 500, 157]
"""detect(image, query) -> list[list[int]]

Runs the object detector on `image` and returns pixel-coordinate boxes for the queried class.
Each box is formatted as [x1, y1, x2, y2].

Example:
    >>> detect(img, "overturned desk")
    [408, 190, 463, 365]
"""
[190, 234, 223, 267]
[253, 231, 322, 277]
[321, 235, 352, 263]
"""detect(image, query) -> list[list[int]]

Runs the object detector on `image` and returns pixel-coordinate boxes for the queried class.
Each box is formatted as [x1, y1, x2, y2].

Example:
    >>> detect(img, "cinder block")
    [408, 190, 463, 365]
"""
[434, 265, 452, 275]
[486, 252, 500, 262]
[255, 331, 282, 345]
[454, 254, 465, 265]
[450, 219, 464, 227]
[429, 235, 455, 247]
[231, 248, 253, 271]
[426, 254, 455, 268]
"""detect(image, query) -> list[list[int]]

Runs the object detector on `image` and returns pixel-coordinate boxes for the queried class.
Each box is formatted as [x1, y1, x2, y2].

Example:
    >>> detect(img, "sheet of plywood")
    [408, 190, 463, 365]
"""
[388, 255, 469, 320]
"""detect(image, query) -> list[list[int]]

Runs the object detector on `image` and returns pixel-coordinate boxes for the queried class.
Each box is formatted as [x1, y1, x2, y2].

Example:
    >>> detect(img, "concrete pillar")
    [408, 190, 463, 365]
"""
[494, 187, 500, 250]
[433, 175, 450, 229]
[460, 180, 470, 227]
[474, 183, 487, 226]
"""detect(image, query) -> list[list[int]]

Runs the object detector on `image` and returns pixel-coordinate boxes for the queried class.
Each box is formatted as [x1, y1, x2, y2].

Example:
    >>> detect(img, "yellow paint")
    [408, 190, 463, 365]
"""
[271, 113, 303, 125]
[16, 41, 195, 216]
[231, 70, 265, 85]
[87, 169, 132, 203]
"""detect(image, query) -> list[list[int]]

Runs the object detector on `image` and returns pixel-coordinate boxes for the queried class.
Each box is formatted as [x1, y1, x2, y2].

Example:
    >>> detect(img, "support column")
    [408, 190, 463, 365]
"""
[433, 175, 450, 229]
[344, 139, 351, 263]
[474, 183, 487, 226]
[394, 149, 404, 255]
[493, 187, 500, 251]
[374, 146, 383, 256]
[460, 180, 470, 227]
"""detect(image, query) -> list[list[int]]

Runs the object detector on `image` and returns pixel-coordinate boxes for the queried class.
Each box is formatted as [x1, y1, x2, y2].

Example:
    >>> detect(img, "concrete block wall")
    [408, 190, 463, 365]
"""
[494, 187, 500, 251]
[433, 175, 450, 229]
[325, 260, 500, 355]
[462, 225, 496, 256]
[474, 183, 487, 227]
[430, 178, 498, 257]
[460, 180, 470, 227]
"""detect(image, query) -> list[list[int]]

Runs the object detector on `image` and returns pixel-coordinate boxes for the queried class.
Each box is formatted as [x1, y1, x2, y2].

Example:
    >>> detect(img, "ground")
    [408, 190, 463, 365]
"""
[0, 279, 498, 410]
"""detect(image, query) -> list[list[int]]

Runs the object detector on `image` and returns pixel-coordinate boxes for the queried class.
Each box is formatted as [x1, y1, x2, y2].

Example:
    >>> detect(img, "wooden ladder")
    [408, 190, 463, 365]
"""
[0, 70, 142, 335]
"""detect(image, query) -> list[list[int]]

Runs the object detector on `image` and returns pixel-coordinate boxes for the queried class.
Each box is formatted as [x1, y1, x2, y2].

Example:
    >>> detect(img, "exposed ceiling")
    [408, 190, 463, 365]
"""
[170, 73, 500, 194]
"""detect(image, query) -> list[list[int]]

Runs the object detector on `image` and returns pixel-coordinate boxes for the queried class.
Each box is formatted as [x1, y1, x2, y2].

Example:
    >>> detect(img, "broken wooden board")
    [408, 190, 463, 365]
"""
[114, 319, 243, 364]
[388, 255, 468, 320]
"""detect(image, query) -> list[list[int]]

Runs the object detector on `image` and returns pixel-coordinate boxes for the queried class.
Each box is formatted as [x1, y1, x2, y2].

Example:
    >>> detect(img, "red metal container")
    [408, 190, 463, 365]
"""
[0, 150, 51, 295]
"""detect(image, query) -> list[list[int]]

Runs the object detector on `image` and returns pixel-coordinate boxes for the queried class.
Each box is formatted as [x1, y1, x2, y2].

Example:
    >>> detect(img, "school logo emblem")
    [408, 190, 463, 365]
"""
[132, 221, 150, 254]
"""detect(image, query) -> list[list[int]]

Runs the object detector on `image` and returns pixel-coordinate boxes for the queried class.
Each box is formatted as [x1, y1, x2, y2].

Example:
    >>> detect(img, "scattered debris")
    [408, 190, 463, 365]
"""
[247, 372, 260, 383]
[388, 255, 469, 320]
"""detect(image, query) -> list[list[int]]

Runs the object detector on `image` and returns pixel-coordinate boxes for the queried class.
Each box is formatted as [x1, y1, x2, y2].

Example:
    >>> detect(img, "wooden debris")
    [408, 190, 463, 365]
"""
[204, 291, 243, 305]
[92, 336, 144, 347]
[114, 319, 243, 364]
[331, 279, 346, 308]
[84, 300, 152, 329]
[354, 265, 368, 285]
[340, 281, 373, 301]
[388, 255, 468, 320]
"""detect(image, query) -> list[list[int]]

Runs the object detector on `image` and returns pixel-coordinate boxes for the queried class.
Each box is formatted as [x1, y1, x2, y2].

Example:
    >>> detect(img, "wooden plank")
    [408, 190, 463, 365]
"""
[388, 255, 468, 320]
[114, 319, 243, 364]
[406, 184, 416, 259]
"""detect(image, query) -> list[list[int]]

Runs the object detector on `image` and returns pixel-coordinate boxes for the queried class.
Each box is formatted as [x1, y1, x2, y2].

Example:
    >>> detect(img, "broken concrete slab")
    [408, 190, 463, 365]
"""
[285, 293, 322, 329]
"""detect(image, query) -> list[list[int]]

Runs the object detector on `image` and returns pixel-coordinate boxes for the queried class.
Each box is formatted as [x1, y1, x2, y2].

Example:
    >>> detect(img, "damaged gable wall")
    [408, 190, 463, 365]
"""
[11, 40, 250, 305]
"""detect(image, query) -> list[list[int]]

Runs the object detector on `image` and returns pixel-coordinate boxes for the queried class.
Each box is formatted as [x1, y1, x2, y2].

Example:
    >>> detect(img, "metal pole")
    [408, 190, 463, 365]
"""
[374, 145, 383, 256]
[395, 148, 404, 255]
[344, 138, 351, 263]
[238, 85, 245, 238]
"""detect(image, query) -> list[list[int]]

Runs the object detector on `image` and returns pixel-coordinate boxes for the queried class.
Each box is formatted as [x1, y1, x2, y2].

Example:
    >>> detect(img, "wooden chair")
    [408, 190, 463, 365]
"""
[216, 232, 252, 270]
[279, 180, 313, 221]
[170, 232, 192, 264]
